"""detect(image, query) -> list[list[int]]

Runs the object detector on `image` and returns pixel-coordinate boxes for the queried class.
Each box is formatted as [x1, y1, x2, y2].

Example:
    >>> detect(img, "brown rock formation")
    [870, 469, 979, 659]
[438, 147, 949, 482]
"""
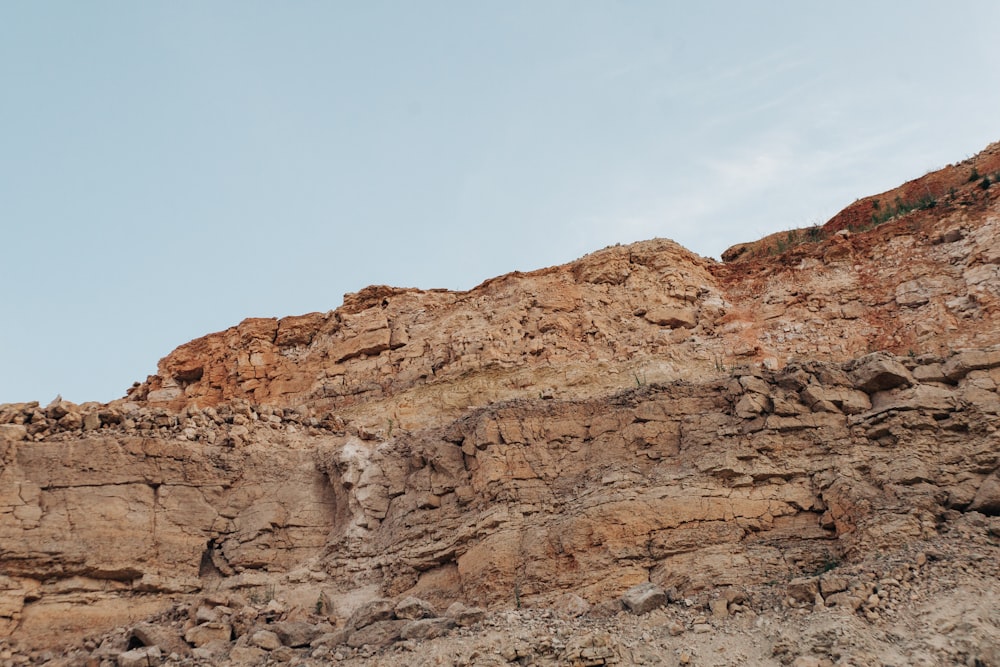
[132, 142, 1000, 435]
[1, 141, 999, 662]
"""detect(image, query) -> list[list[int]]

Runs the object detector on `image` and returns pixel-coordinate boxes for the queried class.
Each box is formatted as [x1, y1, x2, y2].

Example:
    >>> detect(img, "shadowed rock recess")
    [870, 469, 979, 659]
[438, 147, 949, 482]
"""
[2, 142, 1000, 665]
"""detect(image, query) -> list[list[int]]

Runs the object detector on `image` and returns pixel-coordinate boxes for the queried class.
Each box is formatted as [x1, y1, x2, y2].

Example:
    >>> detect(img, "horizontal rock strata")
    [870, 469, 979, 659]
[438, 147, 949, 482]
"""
[3, 348, 999, 646]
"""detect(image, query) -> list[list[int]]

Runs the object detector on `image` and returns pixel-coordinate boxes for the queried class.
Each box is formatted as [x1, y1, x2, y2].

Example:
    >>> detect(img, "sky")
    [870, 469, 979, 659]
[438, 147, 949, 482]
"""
[2, 2, 999, 405]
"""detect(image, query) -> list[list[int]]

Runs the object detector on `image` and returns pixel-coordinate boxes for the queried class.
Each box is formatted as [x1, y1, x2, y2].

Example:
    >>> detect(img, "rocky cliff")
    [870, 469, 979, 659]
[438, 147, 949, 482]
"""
[1, 142, 999, 666]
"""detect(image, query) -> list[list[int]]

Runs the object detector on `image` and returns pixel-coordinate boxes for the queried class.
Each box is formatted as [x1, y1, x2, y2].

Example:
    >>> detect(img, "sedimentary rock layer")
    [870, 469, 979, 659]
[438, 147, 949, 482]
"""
[3, 348, 999, 644]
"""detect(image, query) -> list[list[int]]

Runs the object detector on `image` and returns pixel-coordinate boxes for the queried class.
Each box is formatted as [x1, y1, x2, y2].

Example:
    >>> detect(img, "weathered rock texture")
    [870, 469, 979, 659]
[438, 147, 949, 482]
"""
[1, 142, 999, 661]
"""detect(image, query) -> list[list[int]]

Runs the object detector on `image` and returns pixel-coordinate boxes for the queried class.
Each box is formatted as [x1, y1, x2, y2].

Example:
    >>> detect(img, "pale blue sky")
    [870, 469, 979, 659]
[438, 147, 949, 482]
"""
[2, 2, 999, 404]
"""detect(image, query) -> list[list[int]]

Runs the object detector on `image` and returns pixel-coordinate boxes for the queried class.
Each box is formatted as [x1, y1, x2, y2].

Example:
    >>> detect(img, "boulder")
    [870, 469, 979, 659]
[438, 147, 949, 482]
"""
[621, 583, 667, 615]
[552, 592, 591, 618]
[444, 601, 486, 626]
[346, 619, 406, 648]
[348, 598, 395, 630]
[969, 473, 1000, 515]
[643, 306, 698, 329]
[311, 629, 350, 647]
[228, 646, 267, 665]
[0, 424, 27, 441]
[131, 623, 189, 656]
[249, 629, 282, 650]
[800, 385, 871, 414]
[819, 575, 849, 596]
[271, 620, 321, 647]
[943, 348, 1000, 382]
[870, 384, 955, 414]
[393, 595, 436, 620]
[184, 621, 232, 647]
[786, 577, 819, 604]
[849, 354, 913, 393]
[117, 646, 161, 667]
[400, 617, 455, 640]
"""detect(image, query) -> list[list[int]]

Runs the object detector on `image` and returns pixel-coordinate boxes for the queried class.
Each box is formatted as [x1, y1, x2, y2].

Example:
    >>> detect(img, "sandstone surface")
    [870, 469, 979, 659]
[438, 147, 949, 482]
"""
[1, 142, 999, 665]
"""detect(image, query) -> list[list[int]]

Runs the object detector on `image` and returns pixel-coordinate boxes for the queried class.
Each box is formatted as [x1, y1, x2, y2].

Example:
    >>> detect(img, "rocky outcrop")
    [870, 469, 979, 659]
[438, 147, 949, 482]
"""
[3, 346, 1000, 649]
[122, 154, 1000, 440]
[1, 142, 999, 662]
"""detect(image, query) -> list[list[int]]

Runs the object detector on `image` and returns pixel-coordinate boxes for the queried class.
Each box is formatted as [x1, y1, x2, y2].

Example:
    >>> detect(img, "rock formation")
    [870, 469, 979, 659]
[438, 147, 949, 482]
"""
[1, 141, 999, 665]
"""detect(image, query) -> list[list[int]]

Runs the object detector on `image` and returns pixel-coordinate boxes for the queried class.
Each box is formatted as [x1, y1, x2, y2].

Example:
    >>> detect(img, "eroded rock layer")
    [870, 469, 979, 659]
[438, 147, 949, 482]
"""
[1, 142, 999, 662]
[3, 347, 1000, 648]
[131, 142, 1000, 435]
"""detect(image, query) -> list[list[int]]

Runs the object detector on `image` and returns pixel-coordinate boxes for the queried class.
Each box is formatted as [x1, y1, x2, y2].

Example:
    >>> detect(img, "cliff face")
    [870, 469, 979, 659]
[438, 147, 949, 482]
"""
[1, 142, 1000, 662]
[133, 141, 1000, 434]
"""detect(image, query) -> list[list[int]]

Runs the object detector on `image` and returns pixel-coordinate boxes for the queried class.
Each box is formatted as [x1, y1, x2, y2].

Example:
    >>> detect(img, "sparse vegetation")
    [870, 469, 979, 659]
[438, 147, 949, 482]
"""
[774, 229, 800, 254]
[811, 554, 842, 576]
[968, 167, 981, 182]
[870, 194, 936, 226]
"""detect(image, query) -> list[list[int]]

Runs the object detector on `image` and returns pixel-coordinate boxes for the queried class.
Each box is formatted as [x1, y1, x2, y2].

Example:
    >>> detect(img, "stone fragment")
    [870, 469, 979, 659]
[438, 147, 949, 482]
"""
[83, 412, 102, 431]
[0, 424, 27, 441]
[58, 411, 83, 430]
[818, 575, 849, 596]
[552, 592, 591, 618]
[394, 596, 436, 620]
[849, 354, 913, 392]
[274, 312, 326, 348]
[776, 368, 812, 391]
[271, 620, 321, 647]
[348, 598, 395, 630]
[969, 472, 1000, 515]
[399, 617, 455, 640]
[328, 316, 391, 363]
[942, 348, 1000, 381]
[888, 459, 932, 484]
[346, 619, 406, 648]
[192, 639, 235, 660]
[228, 646, 267, 665]
[311, 629, 350, 647]
[194, 604, 220, 624]
[45, 399, 75, 420]
[709, 598, 728, 619]
[643, 306, 697, 329]
[870, 384, 955, 414]
[560, 631, 615, 665]
[184, 622, 232, 647]
[131, 623, 189, 656]
[961, 386, 1000, 414]
[786, 577, 819, 604]
[735, 393, 771, 418]
[913, 363, 947, 383]
[444, 601, 486, 626]
[801, 385, 871, 414]
[147, 387, 182, 403]
[249, 629, 281, 650]
[621, 583, 668, 615]
[739, 375, 770, 394]
[117, 646, 161, 667]
[895, 279, 932, 307]
[824, 592, 862, 610]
